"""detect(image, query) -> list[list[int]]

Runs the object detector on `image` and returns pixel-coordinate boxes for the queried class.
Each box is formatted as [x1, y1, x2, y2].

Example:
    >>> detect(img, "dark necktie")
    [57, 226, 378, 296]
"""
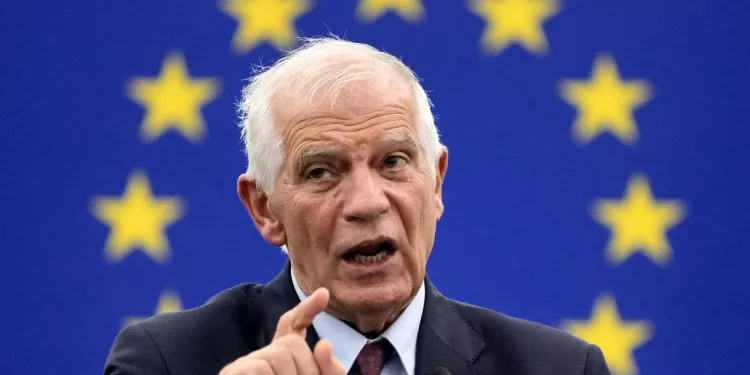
[351, 340, 394, 375]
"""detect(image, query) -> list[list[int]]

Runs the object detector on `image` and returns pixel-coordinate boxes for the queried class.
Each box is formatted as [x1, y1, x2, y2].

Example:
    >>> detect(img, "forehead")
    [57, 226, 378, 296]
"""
[274, 78, 418, 151]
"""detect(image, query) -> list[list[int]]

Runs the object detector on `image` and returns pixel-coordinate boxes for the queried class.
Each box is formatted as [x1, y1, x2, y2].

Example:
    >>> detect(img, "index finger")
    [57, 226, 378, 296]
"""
[274, 287, 329, 340]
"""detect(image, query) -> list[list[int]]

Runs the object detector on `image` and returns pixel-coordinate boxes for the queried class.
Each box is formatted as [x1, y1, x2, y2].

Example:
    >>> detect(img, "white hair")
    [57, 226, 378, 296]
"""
[237, 36, 443, 196]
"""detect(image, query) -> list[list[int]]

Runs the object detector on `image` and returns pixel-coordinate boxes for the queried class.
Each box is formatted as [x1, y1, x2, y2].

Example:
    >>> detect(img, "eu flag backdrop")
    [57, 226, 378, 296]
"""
[2, 1, 749, 374]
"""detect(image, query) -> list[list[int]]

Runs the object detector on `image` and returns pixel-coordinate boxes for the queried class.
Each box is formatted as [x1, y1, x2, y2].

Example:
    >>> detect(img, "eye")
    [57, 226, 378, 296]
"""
[383, 155, 408, 169]
[305, 167, 331, 181]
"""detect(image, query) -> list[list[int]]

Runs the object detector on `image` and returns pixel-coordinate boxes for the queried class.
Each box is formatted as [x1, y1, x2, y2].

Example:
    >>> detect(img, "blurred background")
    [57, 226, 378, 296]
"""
[2, 0, 749, 374]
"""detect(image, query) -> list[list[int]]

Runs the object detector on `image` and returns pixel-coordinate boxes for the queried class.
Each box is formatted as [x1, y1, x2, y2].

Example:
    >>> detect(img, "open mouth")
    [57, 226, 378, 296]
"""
[343, 238, 397, 265]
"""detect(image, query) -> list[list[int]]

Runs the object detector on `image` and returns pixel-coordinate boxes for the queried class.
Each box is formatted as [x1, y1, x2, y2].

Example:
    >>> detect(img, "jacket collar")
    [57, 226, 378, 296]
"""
[257, 262, 485, 374]
[415, 278, 486, 374]
[256, 261, 321, 349]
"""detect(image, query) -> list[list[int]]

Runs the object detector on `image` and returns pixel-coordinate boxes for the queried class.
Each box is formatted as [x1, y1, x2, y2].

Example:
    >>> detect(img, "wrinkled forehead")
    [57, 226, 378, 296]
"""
[270, 72, 416, 138]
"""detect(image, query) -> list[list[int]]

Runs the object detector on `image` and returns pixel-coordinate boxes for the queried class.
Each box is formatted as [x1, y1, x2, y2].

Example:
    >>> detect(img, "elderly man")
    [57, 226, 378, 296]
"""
[104, 37, 610, 375]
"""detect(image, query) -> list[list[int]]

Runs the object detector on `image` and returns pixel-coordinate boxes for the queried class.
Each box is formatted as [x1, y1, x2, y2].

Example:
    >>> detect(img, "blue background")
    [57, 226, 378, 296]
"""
[2, 0, 749, 374]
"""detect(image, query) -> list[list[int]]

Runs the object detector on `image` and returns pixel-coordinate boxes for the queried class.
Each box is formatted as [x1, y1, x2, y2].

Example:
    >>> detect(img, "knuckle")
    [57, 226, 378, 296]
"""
[263, 344, 296, 374]
[263, 342, 295, 363]
[276, 311, 295, 329]
[258, 360, 274, 374]
[289, 335, 310, 350]
[229, 358, 273, 375]
[220, 349, 277, 375]
[278, 334, 309, 352]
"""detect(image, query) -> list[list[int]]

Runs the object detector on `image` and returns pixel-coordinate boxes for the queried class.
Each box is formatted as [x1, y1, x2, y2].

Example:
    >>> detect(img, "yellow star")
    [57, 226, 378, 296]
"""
[562, 295, 653, 375]
[560, 54, 652, 145]
[125, 290, 184, 326]
[127, 53, 219, 143]
[469, 0, 560, 55]
[593, 174, 685, 265]
[91, 171, 185, 263]
[220, 0, 312, 53]
[356, 0, 425, 23]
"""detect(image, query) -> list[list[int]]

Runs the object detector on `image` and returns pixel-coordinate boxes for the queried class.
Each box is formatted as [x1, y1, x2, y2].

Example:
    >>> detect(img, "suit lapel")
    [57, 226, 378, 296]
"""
[256, 265, 486, 374]
[415, 278, 486, 375]
[253, 261, 321, 350]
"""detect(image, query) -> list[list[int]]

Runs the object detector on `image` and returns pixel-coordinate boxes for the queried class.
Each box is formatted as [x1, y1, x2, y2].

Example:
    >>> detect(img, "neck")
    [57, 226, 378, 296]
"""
[327, 302, 408, 334]
[291, 266, 413, 334]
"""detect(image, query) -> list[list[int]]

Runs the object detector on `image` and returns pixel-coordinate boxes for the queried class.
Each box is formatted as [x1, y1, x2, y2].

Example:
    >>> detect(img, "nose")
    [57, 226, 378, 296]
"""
[341, 167, 390, 223]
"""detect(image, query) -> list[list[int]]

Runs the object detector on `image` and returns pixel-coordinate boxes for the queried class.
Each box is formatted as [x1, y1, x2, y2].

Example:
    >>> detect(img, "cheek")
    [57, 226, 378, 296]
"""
[397, 182, 435, 251]
[286, 194, 337, 255]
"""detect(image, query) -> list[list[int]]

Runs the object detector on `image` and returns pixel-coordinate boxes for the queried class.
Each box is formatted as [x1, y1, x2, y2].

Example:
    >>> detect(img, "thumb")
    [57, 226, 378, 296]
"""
[314, 338, 346, 375]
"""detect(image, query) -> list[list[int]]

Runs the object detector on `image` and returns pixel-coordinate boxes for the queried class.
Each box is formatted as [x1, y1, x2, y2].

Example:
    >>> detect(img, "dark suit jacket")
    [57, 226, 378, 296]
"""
[104, 263, 610, 375]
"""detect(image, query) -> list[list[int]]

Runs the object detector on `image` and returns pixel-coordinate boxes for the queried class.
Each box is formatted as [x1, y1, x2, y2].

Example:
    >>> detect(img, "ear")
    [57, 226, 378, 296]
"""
[237, 174, 287, 246]
[433, 146, 449, 219]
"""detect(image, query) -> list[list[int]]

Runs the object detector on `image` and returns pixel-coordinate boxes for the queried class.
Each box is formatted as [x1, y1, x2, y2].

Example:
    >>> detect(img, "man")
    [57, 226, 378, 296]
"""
[104, 37, 610, 375]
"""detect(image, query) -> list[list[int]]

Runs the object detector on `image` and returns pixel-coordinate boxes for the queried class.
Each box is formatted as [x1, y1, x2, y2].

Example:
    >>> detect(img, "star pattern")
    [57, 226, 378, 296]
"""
[127, 53, 219, 143]
[563, 295, 653, 375]
[560, 54, 652, 145]
[97, 8, 679, 375]
[125, 290, 184, 326]
[220, 0, 311, 53]
[91, 171, 184, 263]
[469, 0, 560, 55]
[593, 174, 686, 265]
[356, 0, 425, 23]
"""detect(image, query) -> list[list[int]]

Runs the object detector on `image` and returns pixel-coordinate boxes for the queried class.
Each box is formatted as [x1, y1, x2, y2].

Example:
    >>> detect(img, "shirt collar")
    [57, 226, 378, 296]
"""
[291, 268, 425, 375]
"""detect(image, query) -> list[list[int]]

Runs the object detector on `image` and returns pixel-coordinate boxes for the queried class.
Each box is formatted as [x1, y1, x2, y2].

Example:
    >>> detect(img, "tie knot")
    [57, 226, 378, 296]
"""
[354, 340, 393, 375]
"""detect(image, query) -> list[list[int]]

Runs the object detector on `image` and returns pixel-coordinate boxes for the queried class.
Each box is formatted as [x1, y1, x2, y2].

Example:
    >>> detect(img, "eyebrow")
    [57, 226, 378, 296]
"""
[378, 134, 419, 152]
[295, 147, 345, 175]
[294, 135, 420, 174]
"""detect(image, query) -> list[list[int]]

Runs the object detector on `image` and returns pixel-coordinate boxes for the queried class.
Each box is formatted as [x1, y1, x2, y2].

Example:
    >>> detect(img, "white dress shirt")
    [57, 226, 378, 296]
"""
[291, 269, 425, 375]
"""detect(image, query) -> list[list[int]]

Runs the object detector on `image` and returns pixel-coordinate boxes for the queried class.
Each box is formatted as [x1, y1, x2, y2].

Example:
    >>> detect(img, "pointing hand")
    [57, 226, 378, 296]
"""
[219, 288, 347, 375]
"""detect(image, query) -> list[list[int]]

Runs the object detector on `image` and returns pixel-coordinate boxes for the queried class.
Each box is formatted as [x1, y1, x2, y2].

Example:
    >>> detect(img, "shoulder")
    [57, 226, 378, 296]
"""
[136, 282, 264, 340]
[446, 298, 609, 374]
[451, 298, 587, 351]
[104, 283, 268, 375]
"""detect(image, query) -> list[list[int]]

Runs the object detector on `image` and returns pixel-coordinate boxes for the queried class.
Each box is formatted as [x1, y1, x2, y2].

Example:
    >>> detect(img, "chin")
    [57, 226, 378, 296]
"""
[332, 278, 413, 313]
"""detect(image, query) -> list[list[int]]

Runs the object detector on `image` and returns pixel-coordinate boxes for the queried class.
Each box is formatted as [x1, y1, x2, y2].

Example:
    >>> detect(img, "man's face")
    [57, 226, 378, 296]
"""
[239, 79, 447, 329]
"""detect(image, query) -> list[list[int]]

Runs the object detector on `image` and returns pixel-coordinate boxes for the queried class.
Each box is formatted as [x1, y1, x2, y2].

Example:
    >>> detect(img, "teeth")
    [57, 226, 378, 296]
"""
[352, 250, 388, 264]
